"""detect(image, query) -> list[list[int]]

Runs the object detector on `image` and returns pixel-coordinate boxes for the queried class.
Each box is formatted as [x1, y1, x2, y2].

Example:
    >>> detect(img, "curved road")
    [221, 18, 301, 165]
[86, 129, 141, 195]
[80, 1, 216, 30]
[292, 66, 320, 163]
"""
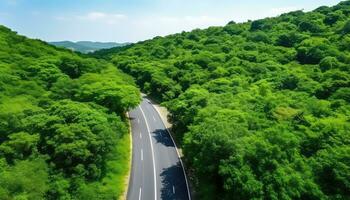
[127, 97, 191, 200]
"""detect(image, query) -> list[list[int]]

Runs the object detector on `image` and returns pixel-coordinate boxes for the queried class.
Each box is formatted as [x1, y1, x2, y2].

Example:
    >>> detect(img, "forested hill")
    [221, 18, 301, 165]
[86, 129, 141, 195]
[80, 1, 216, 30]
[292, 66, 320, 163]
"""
[0, 25, 140, 199]
[94, 1, 350, 199]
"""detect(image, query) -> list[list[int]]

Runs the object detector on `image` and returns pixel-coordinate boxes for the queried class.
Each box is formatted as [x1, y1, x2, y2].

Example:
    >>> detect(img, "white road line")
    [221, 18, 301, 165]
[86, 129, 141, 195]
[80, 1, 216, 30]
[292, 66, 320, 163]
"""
[141, 149, 143, 161]
[150, 103, 192, 200]
[153, 116, 156, 122]
[139, 188, 142, 200]
[140, 132, 142, 139]
[173, 185, 175, 194]
[137, 118, 140, 124]
[139, 105, 157, 200]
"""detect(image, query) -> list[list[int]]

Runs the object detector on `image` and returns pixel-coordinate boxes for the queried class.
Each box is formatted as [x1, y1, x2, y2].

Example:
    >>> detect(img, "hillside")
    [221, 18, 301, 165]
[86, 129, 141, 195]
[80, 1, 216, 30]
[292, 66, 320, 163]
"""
[50, 41, 130, 53]
[0, 25, 140, 199]
[94, 1, 350, 199]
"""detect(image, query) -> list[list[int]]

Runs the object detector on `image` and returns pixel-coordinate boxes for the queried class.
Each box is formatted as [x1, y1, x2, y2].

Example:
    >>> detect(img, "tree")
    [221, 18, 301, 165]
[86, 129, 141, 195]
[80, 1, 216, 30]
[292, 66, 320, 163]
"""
[248, 31, 272, 44]
[166, 86, 210, 134]
[250, 19, 271, 31]
[341, 20, 350, 35]
[296, 38, 336, 64]
[312, 146, 350, 198]
[0, 132, 39, 160]
[276, 31, 307, 47]
[75, 71, 140, 113]
[59, 56, 84, 78]
[324, 11, 344, 25]
[319, 56, 340, 72]
[0, 159, 49, 200]
[331, 87, 350, 102]
[87, 1, 350, 199]
[0, 25, 141, 199]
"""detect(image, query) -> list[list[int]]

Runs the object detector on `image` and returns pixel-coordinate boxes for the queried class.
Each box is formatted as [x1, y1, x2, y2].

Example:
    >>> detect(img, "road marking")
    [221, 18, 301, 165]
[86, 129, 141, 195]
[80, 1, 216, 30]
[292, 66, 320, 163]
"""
[173, 185, 175, 194]
[139, 105, 157, 200]
[153, 115, 156, 122]
[137, 118, 140, 124]
[140, 132, 142, 139]
[149, 103, 192, 200]
[141, 149, 143, 161]
[139, 188, 142, 200]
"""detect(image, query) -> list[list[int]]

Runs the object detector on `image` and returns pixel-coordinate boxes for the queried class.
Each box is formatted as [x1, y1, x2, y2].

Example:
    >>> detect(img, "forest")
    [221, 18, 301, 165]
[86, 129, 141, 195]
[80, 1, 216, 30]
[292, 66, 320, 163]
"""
[0, 26, 140, 199]
[93, 1, 350, 199]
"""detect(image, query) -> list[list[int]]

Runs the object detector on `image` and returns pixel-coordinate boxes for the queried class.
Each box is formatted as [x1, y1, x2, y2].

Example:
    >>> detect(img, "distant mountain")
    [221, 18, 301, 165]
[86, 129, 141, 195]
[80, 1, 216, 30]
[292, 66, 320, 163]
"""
[49, 41, 130, 53]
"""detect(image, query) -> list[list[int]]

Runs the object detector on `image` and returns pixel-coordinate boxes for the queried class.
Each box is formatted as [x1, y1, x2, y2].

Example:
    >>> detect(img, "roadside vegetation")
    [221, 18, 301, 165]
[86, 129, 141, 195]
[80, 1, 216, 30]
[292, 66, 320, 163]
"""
[0, 26, 140, 199]
[94, 1, 350, 199]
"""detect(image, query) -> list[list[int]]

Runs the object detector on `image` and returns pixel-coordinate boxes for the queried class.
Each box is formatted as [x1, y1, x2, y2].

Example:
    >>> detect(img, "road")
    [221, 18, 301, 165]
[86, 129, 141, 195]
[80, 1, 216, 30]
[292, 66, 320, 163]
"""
[127, 97, 191, 200]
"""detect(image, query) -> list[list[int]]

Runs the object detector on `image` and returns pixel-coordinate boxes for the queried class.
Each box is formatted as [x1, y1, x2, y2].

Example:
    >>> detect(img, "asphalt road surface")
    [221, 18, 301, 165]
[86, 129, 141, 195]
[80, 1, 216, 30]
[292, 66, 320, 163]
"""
[127, 97, 191, 200]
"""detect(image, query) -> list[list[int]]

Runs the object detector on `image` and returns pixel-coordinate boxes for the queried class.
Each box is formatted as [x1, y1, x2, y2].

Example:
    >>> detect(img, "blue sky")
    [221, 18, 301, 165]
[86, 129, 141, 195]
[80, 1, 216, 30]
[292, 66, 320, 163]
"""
[0, 0, 342, 42]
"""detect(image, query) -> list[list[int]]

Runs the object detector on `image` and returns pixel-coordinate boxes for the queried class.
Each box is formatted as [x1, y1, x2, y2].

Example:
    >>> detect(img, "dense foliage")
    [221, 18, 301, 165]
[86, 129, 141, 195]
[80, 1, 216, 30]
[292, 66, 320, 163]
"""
[95, 1, 350, 199]
[0, 26, 140, 199]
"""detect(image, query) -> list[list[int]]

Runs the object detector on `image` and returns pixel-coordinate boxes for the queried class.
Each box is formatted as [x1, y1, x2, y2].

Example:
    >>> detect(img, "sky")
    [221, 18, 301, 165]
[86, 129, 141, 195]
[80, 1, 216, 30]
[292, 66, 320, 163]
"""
[0, 0, 342, 43]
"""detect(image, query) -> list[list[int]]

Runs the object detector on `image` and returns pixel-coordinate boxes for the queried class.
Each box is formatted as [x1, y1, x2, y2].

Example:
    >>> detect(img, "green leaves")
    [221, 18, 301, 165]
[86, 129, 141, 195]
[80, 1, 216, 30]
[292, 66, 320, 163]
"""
[314, 146, 350, 197]
[76, 70, 140, 113]
[319, 56, 340, 72]
[341, 20, 350, 34]
[0, 132, 39, 160]
[0, 25, 140, 199]
[276, 31, 308, 47]
[94, 1, 350, 199]
[58, 56, 101, 79]
[296, 38, 337, 64]
[0, 158, 49, 200]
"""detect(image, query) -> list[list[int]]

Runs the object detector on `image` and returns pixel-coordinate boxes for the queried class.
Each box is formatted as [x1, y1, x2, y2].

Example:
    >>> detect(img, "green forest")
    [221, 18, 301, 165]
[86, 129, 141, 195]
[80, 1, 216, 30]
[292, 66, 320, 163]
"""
[1, 0, 350, 200]
[0, 26, 140, 199]
[93, 1, 350, 200]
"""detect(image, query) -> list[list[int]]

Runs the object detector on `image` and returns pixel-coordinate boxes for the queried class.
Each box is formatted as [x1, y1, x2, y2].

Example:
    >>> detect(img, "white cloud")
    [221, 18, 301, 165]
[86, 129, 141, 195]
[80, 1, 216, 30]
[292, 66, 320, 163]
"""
[77, 12, 127, 24]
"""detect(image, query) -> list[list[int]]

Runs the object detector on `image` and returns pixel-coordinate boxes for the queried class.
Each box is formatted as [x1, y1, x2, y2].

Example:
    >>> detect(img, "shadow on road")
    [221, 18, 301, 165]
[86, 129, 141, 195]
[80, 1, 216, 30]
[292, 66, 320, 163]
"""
[152, 129, 175, 147]
[160, 162, 189, 200]
[129, 116, 136, 120]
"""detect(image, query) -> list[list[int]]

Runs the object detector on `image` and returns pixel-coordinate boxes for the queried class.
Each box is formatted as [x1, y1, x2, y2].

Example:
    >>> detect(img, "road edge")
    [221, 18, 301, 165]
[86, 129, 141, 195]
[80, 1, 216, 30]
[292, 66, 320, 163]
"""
[120, 112, 133, 200]
[150, 102, 192, 200]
